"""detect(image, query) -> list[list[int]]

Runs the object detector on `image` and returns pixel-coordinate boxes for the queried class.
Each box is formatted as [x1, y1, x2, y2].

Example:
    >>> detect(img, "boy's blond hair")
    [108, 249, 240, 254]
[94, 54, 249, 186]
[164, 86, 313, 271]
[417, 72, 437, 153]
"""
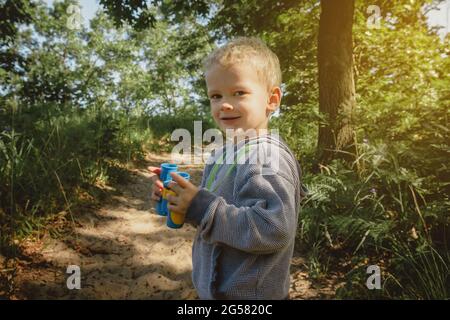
[202, 37, 282, 91]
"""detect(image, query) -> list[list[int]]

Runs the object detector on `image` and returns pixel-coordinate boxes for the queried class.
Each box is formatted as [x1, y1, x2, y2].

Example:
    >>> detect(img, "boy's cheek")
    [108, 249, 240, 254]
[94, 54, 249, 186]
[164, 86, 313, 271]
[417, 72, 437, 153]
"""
[212, 115, 222, 126]
[211, 108, 220, 119]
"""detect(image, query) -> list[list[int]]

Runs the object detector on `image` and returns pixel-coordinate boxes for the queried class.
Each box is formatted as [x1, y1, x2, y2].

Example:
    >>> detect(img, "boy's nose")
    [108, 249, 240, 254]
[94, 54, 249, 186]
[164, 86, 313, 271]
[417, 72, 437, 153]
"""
[220, 102, 234, 111]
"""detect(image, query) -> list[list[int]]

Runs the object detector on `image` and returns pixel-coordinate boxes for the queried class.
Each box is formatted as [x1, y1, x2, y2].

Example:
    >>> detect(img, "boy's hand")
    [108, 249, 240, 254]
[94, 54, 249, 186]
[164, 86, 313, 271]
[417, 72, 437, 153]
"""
[166, 172, 199, 216]
[149, 166, 163, 202]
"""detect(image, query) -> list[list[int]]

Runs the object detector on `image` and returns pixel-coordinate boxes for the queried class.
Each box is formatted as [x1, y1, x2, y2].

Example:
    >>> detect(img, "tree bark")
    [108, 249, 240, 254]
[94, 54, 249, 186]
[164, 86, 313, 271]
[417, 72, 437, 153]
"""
[316, 0, 357, 170]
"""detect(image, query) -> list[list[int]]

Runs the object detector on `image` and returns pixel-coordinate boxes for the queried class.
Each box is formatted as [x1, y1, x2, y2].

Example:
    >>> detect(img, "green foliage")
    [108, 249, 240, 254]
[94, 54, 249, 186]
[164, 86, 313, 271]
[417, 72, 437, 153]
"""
[99, 0, 212, 30]
[0, 0, 448, 300]
[0, 0, 35, 43]
[335, 239, 449, 300]
[387, 240, 449, 299]
[299, 139, 449, 298]
[0, 100, 152, 249]
[244, 0, 449, 299]
[0, 0, 212, 253]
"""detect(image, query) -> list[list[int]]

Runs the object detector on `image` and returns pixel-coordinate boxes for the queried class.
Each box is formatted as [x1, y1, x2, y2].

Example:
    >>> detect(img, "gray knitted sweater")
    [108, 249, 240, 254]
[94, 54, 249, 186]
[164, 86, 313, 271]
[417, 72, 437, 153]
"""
[185, 133, 306, 300]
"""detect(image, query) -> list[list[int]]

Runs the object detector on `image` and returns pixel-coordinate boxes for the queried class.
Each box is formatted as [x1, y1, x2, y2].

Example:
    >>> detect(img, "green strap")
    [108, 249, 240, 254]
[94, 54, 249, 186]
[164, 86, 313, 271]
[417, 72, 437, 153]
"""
[206, 144, 251, 192]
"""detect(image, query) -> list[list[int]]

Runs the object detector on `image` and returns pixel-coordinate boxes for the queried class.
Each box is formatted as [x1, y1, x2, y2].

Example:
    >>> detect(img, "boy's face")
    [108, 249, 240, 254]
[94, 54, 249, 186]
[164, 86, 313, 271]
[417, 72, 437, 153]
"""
[205, 63, 280, 134]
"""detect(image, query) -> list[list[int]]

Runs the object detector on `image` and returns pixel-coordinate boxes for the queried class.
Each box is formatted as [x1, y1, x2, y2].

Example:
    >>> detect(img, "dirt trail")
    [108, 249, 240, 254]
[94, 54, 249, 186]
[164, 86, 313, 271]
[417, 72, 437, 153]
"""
[3, 153, 337, 300]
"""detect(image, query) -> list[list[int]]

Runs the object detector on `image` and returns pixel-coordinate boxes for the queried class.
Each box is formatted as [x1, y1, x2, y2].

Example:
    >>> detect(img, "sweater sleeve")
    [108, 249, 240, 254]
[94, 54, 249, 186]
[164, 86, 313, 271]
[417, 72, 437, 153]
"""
[185, 155, 299, 255]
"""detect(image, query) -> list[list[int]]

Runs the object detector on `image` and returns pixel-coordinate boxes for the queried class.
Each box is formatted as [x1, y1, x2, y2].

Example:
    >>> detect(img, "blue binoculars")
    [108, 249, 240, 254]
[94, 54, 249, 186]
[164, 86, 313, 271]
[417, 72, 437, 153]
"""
[155, 163, 190, 229]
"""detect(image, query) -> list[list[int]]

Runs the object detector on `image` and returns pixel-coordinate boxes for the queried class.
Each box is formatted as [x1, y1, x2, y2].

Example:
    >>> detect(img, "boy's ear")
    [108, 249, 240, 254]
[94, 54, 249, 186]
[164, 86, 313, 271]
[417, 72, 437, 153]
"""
[268, 87, 282, 112]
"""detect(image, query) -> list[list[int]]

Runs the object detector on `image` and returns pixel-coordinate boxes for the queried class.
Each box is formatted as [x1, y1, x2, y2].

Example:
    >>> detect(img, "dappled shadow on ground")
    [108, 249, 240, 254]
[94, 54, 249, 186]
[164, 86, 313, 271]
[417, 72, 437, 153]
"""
[289, 248, 340, 300]
[9, 153, 201, 300]
[8, 152, 338, 300]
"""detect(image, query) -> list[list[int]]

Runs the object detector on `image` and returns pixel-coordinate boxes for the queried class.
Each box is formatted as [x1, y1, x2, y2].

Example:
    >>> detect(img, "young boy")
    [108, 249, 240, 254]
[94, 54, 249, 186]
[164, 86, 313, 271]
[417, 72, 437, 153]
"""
[151, 37, 306, 300]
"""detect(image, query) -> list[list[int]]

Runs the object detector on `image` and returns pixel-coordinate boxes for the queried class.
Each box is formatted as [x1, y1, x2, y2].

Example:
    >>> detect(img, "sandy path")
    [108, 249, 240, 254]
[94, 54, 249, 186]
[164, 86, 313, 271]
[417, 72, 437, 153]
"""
[3, 153, 337, 300]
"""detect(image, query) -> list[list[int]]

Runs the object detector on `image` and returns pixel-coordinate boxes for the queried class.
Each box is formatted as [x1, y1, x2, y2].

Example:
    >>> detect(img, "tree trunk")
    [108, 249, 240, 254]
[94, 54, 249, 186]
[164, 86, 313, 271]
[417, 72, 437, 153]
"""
[316, 0, 357, 170]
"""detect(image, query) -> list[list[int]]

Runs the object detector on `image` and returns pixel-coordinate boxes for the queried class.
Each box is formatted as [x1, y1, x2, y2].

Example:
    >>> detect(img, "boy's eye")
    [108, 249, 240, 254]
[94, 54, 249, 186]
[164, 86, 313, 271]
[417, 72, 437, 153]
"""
[234, 91, 246, 96]
[210, 94, 222, 100]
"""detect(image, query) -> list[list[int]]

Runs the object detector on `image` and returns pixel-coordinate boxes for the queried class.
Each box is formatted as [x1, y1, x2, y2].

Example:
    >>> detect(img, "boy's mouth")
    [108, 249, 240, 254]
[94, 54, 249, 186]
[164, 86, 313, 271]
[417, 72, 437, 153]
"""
[220, 116, 241, 121]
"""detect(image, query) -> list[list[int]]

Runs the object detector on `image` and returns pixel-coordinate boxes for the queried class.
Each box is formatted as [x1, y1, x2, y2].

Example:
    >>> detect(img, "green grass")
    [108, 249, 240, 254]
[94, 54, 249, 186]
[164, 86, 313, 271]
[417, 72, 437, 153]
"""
[296, 140, 449, 299]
